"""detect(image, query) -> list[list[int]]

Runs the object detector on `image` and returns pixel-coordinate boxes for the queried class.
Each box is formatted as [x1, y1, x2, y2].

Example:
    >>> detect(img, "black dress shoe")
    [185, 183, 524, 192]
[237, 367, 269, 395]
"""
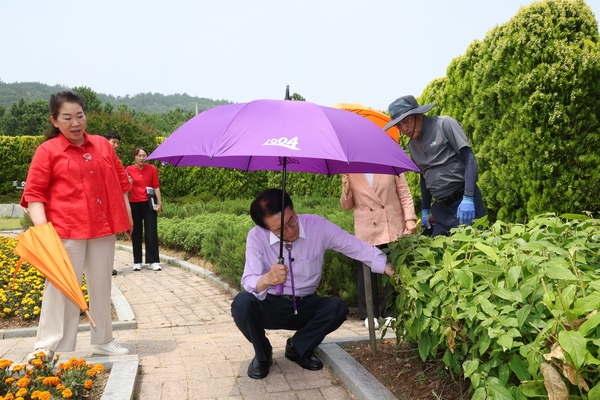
[285, 339, 323, 371]
[247, 356, 273, 379]
[112, 269, 117, 276]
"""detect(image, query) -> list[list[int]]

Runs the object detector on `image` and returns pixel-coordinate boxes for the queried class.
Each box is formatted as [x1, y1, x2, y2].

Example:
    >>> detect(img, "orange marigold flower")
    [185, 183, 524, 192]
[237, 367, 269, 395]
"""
[12, 364, 24, 372]
[15, 389, 27, 397]
[31, 391, 41, 399]
[5, 394, 15, 400]
[16, 397, 25, 400]
[17, 377, 30, 387]
[0, 360, 13, 368]
[56, 384, 65, 390]
[61, 389, 73, 398]
[84, 379, 93, 389]
[42, 376, 59, 386]
[31, 359, 43, 368]
[38, 392, 52, 400]
[5, 377, 15, 384]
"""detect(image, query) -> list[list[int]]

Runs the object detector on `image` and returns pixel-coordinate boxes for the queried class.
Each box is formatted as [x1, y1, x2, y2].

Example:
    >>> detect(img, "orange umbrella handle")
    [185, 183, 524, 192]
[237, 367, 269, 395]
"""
[85, 310, 97, 328]
[11, 258, 25, 289]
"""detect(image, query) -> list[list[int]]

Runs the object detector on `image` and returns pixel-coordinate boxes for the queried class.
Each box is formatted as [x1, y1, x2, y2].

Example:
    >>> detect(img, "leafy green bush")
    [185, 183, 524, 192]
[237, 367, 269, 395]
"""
[389, 213, 600, 399]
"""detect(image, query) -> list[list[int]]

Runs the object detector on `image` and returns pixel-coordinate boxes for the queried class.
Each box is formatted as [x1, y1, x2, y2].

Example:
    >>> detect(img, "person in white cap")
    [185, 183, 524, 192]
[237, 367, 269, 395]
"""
[384, 95, 485, 236]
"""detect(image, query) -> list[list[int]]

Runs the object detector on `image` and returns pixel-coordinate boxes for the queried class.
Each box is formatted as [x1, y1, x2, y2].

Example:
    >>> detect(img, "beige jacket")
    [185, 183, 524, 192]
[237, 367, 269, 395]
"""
[340, 174, 417, 246]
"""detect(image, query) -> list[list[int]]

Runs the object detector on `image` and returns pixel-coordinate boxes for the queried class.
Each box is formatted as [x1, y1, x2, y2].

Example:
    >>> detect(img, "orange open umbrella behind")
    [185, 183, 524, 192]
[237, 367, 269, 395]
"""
[332, 103, 400, 143]
[14, 222, 96, 327]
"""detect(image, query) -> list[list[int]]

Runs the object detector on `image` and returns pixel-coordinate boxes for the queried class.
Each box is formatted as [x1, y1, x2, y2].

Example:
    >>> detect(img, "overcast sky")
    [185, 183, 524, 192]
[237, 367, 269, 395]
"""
[2, 0, 599, 111]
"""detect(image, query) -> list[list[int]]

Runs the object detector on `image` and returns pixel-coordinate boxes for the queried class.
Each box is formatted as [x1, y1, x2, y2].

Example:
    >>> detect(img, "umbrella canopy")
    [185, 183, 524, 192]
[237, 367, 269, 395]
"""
[148, 99, 417, 175]
[332, 102, 400, 143]
[14, 222, 96, 327]
[148, 98, 419, 298]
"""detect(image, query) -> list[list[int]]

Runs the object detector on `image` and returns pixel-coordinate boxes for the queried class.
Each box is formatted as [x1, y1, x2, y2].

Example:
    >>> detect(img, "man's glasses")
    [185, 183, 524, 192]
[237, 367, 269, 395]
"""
[271, 214, 299, 238]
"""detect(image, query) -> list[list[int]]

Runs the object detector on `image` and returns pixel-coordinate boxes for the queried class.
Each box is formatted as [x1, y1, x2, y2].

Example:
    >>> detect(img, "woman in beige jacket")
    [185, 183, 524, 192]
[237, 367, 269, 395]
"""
[340, 173, 417, 328]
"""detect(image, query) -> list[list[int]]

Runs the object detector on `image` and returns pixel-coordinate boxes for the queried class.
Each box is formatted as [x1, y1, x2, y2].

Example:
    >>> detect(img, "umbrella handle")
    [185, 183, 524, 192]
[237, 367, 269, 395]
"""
[85, 310, 97, 328]
[275, 256, 284, 295]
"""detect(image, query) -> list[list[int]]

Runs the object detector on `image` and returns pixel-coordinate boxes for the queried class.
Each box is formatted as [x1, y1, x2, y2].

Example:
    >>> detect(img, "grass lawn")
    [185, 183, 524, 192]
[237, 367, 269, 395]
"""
[0, 218, 22, 231]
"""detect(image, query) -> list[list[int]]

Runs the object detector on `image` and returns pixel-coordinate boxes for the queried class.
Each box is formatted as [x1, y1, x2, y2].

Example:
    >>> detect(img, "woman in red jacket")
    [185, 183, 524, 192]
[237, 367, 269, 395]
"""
[125, 146, 163, 271]
[21, 91, 132, 362]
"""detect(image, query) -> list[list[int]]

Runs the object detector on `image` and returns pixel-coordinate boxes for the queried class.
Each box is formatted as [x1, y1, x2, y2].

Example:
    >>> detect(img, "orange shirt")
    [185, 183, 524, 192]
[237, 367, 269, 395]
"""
[125, 164, 160, 203]
[21, 133, 132, 239]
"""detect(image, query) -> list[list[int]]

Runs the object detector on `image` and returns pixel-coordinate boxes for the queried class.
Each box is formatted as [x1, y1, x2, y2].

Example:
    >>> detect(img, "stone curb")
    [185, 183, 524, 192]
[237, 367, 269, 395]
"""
[319, 334, 397, 400]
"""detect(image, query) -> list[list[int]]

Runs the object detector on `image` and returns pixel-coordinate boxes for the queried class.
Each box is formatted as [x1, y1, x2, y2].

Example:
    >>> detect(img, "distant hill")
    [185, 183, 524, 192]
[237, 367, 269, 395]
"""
[0, 80, 232, 114]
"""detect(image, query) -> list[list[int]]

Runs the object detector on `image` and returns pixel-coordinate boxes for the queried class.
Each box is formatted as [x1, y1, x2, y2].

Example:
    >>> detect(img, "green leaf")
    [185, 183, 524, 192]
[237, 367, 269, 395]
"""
[477, 295, 499, 317]
[506, 265, 522, 287]
[508, 354, 530, 381]
[578, 312, 600, 337]
[515, 305, 531, 329]
[418, 333, 431, 361]
[471, 387, 487, 400]
[474, 242, 500, 263]
[497, 334, 514, 351]
[588, 381, 600, 400]
[463, 359, 480, 377]
[492, 287, 514, 301]
[468, 264, 504, 279]
[498, 363, 511, 385]
[479, 332, 491, 354]
[453, 269, 473, 290]
[487, 379, 515, 400]
[558, 330, 587, 370]
[543, 264, 577, 280]
[518, 381, 545, 397]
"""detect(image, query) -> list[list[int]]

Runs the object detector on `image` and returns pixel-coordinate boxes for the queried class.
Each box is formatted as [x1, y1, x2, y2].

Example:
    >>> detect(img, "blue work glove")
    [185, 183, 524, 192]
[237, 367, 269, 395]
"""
[421, 209, 431, 229]
[457, 196, 475, 225]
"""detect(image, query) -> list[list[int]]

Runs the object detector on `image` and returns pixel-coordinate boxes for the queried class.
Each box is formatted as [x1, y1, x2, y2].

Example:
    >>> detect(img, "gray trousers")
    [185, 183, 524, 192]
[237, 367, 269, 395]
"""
[34, 235, 115, 352]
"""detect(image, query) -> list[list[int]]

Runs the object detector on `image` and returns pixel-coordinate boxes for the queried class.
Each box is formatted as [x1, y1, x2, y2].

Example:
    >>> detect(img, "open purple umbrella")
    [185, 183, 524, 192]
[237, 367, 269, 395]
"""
[148, 99, 417, 174]
[148, 99, 418, 293]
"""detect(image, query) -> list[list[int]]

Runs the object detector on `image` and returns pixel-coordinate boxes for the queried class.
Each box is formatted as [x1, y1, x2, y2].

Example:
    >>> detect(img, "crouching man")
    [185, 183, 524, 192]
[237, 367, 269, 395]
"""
[231, 188, 394, 379]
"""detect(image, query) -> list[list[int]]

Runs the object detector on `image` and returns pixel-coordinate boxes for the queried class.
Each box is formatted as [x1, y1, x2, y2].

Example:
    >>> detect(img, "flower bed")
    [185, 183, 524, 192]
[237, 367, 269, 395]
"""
[0, 353, 104, 399]
[0, 236, 88, 322]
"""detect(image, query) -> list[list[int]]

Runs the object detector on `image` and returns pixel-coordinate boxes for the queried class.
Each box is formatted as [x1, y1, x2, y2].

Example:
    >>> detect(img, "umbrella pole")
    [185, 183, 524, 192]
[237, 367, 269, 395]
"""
[275, 157, 287, 295]
[363, 265, 377, 355]
[279, 156, 288, 262]
[85, 310, 97, 328]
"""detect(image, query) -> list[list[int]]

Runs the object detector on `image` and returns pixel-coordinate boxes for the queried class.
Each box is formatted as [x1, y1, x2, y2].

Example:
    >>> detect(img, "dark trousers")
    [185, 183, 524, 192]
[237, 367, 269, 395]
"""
[231, 292, 348, 361]
[130, 201, 159, 264]
[430, 185, 486, 237]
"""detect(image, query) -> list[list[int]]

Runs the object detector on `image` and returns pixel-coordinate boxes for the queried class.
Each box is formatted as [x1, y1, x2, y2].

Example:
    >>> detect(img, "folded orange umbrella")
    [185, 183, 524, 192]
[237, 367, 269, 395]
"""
[332, 103, 400, 143]
[13, 222, 96, 327]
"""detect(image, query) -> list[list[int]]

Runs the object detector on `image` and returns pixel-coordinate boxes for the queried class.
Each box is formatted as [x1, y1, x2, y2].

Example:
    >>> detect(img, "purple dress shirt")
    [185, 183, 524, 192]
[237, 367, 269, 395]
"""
[242, 214, 387, 300]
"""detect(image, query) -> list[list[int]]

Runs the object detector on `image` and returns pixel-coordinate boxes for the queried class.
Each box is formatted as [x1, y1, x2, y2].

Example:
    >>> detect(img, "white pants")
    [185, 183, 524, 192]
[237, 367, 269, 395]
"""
[34, 235, 115, 352]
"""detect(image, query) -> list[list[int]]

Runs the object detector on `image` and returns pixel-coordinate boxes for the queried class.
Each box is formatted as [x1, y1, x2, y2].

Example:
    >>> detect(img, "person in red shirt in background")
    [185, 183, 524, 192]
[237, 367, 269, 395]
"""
[125, 147, 163, 271]
[21, 91, 133, 362]
[104, 131, 133, 276]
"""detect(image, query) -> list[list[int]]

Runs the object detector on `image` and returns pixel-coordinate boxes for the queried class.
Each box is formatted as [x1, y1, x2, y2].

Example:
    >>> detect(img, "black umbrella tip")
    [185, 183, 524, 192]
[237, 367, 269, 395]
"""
[284, 85, 291, 100]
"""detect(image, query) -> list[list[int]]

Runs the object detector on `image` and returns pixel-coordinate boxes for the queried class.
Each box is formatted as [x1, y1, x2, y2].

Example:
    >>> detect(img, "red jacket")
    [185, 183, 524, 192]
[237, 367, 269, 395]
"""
[21, 133, 132, 239]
